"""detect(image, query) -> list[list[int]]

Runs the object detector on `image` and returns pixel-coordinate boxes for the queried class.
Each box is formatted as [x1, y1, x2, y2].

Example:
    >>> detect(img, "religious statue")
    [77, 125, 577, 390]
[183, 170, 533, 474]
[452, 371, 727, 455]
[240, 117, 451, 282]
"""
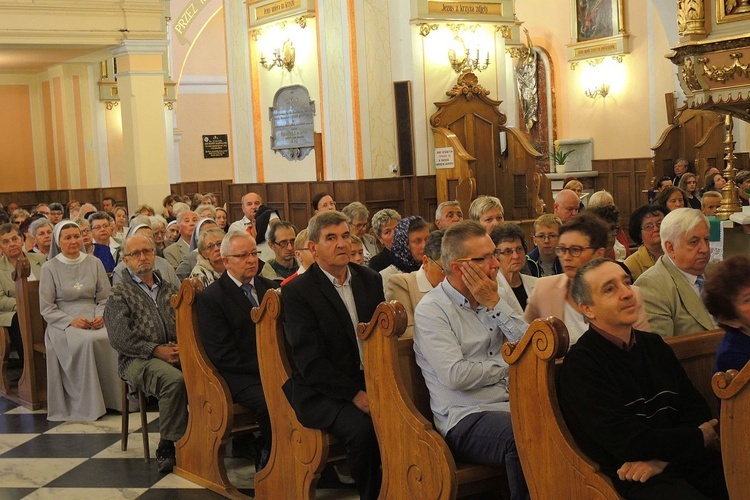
[515, 28, 538, 132]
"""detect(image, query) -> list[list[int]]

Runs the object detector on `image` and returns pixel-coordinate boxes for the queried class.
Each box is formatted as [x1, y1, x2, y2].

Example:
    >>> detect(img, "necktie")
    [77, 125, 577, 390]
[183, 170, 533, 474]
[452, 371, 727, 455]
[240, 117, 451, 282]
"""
[241, 283, 259, 307]
[695, 274, 705, 295]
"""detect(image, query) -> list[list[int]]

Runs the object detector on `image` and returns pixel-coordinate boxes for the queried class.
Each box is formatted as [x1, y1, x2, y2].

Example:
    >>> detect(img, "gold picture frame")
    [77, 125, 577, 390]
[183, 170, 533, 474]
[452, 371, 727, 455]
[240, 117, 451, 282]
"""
[567, 0, 628, 62]
[716, 0, 750, 24]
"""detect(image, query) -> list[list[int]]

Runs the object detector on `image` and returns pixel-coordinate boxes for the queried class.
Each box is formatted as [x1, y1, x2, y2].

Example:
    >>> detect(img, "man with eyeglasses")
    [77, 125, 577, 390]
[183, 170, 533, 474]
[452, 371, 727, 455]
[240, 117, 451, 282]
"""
[196, 230, 279, 472]
[105, 234, 187, 474]
[553, 189, 580, 223]
[260, 220, 299, 282]
[414, 221, 530, 500]
[526, 214, 563, 277]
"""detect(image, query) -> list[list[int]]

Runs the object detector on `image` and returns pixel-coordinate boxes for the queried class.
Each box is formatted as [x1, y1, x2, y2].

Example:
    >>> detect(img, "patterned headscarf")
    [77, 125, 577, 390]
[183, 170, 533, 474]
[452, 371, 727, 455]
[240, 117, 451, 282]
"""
[389, 216, 424, 273]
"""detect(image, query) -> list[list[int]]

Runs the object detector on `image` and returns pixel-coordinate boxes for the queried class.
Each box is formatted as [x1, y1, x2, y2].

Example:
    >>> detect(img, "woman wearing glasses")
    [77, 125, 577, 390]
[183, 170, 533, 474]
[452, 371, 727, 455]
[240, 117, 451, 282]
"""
[190, 228, 226, 287]
[490, 223, 537, 313]
[39, 221, 121, 421]
[624, 204, 668, 280]
[524, 213, 650, 346]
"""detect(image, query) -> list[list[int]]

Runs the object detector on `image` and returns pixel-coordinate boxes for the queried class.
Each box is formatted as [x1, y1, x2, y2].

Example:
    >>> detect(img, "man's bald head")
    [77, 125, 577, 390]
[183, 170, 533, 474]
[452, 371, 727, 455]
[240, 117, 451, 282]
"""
[554, 189, 580, 223]
[241, 192, 263, 218]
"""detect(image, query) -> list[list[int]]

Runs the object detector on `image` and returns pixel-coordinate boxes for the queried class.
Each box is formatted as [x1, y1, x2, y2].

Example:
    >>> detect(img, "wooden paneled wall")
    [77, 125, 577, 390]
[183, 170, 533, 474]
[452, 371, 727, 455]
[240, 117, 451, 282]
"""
[0, 187, 128, 213]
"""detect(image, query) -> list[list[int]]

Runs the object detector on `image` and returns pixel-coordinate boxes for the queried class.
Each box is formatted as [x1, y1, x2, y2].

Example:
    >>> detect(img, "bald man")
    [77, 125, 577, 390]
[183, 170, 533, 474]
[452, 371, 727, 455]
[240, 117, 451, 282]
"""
[554, 189, 580, 223]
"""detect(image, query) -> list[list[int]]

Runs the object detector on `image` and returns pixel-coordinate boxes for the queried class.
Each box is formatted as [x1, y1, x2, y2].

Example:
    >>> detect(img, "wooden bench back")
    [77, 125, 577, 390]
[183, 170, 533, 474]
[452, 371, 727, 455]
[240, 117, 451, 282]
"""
[14, 257, 47, 410]
[359, 300, 505, 499]
[171, 278, 251, 499]
[251, 289, 333, 499]
[712, 359, 750, 499]
[665, 329, 724, 418]
[503, 320, 726, 500]
[503, 317, 620, 499]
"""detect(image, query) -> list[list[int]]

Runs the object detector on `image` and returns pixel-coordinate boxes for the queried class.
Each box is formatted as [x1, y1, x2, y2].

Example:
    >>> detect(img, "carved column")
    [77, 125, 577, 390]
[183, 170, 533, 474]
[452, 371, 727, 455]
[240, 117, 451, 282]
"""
[678, 0, 707, 40]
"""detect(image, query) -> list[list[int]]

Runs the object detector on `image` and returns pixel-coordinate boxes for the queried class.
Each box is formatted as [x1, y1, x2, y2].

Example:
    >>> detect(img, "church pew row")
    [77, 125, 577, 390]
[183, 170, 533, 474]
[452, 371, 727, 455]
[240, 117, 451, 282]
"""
[251, 289, 345, 499]
[171, 278, 257, 499]
[358, 301, 509, 499]
[712, 359, 750, 500]
[0, 257, 46, 410]
[501, 318, 724, 500]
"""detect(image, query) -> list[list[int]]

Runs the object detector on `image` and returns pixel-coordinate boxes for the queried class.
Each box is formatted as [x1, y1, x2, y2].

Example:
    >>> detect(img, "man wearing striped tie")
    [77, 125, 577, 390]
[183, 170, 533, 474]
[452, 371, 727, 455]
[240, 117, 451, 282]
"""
[196, 230, 279, 471]
[634, 208, 716, 338]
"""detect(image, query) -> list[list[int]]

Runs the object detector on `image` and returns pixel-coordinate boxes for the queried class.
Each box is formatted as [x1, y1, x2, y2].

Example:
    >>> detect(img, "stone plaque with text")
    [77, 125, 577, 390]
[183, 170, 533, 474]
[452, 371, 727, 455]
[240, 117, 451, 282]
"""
[269, 85, 315, 161]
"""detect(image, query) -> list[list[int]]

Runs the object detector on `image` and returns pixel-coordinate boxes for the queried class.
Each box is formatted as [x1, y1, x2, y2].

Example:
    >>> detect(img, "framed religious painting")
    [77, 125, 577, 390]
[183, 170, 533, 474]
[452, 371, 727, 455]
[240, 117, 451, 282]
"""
[567, 0, 629, 62]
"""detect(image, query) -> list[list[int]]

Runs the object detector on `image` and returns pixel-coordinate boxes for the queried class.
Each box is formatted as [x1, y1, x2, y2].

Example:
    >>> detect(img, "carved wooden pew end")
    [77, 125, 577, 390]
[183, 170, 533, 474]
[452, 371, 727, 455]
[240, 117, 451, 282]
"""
[359, 300, 508, 499]
[171, 278, 257, 499]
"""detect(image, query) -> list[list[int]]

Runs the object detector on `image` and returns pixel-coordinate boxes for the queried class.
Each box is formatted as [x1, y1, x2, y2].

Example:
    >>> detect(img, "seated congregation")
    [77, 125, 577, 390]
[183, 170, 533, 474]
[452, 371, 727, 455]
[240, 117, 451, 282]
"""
[0, 168, 747, 498]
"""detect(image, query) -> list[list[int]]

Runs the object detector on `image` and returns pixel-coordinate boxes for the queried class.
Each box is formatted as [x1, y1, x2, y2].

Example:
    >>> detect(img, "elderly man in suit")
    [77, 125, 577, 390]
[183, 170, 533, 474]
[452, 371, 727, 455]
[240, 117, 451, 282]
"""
[634, 208, 715, 337]
[282, 211, 384, 500]
[385, 230, 445, 337]
[196, 230, 279, 471]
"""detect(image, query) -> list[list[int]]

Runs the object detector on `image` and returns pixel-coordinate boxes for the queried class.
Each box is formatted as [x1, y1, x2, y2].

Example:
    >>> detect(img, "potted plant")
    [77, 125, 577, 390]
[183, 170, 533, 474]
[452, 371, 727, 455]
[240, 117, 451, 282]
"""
[550, 141, 575, 173]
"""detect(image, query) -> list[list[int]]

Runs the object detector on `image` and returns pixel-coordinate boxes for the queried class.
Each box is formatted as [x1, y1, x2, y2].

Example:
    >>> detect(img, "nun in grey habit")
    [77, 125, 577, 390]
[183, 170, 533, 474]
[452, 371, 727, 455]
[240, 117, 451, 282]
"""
[39, 220, 121, 421]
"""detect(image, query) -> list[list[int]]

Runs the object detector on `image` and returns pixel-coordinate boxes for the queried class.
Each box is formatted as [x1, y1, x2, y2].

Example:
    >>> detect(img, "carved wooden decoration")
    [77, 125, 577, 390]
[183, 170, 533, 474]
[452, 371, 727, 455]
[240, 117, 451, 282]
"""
[252, 289, 335, 500]
[677, 0, 706, 37]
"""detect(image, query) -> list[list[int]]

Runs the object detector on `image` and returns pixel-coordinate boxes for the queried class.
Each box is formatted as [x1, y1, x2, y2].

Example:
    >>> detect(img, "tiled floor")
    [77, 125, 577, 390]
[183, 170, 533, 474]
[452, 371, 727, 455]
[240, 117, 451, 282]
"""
[0, 394, 358, 499]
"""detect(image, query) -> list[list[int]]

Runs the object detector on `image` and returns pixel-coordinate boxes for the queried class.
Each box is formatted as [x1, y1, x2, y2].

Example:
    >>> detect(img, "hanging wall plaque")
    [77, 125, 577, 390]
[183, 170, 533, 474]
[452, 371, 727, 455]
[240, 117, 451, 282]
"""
[269, 84, 315, 161]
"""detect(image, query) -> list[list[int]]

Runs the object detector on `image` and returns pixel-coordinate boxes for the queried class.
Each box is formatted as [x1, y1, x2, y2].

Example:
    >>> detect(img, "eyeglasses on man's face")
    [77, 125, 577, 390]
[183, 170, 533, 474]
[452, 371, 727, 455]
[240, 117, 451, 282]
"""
[554, 245, 594, 257]
[534, 233, 559, 241]
[455, 248, 503, 265]
[225, 251, 260, 260]
[124, 248, 155, 259]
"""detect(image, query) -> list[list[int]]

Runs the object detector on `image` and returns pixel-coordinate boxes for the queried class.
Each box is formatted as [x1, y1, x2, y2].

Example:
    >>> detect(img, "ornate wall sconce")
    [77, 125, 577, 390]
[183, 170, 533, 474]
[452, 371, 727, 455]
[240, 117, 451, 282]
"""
[575, 56, 624, 99]
[448, 35, 490, 73]
[253, 16, 307, 72]
[260, 39, 295, 71]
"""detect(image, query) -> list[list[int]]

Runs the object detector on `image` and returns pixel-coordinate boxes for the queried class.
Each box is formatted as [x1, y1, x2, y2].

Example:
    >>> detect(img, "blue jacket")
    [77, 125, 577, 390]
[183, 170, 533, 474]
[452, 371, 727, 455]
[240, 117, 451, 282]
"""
[525, 247, 562, 278]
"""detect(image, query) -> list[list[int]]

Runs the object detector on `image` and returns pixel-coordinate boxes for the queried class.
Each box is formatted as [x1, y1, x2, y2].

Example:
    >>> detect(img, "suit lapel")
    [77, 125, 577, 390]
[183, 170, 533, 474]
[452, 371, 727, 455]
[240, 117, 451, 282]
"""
[219, 272, 253, 316]
[662, 258, 714, 330]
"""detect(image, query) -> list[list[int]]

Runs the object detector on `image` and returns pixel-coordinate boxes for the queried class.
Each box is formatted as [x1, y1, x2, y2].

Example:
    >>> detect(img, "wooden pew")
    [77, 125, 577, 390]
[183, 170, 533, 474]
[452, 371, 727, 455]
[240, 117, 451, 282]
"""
[171, 278, 257, 499]
[0, 258, 46, 409]
[502, 319, 725, 500]
[358, 301, 507, 499]
[665, 329, 724, 418]
[712, 360, 750, 499]
[251, 289, 343, 499]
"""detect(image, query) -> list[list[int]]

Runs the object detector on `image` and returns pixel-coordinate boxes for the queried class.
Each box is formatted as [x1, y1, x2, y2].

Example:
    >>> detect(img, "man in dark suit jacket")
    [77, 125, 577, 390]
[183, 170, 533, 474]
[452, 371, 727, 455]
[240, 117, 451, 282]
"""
[196, 230, 279, 469]
[282, 211, 385, 500]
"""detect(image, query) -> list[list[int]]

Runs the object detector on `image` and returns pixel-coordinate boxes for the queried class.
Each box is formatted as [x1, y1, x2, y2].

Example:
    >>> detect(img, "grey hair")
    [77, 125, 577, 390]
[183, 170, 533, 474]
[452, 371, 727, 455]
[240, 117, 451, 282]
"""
[149, 215, 167, 230]
[88, 211, 112, 224]
[587, 190, 614, 208]
[441, 221, 488, 275]
[198, 228, 226, 252]
[29, 218, 53, 237]
[220, 230, 254, 257]
[172, 202, 190, 218]
[307, 211, 349, 243]
[571, 257, 614, 306]
[341, 202, 369, 223]
[435, 200, 461, 221]
[370, 209, 401, 237]
[424, 229, 445, 261]
[130, 215, 151, 228]
[195, 204, 217, 219]
[469, 196, 504, 221]
[176, 210, 196, 224]
[659, 207, 709, 253]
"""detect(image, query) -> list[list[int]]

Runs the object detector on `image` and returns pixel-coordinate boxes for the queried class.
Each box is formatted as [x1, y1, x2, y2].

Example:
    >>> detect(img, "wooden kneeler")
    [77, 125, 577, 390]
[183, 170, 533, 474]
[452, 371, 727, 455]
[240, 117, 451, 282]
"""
[172, 278, 257, 499]
[252, 289, 342, 500]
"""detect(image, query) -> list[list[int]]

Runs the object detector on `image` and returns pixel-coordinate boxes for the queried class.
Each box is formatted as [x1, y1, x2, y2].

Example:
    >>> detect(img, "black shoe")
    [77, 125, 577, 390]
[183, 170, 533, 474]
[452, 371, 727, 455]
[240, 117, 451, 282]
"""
[156, 440, 176, 473]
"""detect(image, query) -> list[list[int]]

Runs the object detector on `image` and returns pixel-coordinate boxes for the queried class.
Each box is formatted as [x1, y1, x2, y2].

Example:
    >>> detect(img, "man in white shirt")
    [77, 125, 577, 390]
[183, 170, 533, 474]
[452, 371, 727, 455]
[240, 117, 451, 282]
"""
[229, 192, 278, 261]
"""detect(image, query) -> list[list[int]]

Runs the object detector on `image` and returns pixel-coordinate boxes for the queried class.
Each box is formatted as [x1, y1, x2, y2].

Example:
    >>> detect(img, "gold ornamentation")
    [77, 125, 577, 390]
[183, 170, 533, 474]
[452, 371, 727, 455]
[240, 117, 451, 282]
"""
[697, 53, 750, 83]
[506, 47, 529, 59]
[105, 102, 119, 110]
[677, 0, 706, 36]
[165, 101, 174, 110]
[445, 71, 490, 100]
[418, 23, 438, 37]
[495, 25, 512, 39]
[683, 57, 702, 91]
